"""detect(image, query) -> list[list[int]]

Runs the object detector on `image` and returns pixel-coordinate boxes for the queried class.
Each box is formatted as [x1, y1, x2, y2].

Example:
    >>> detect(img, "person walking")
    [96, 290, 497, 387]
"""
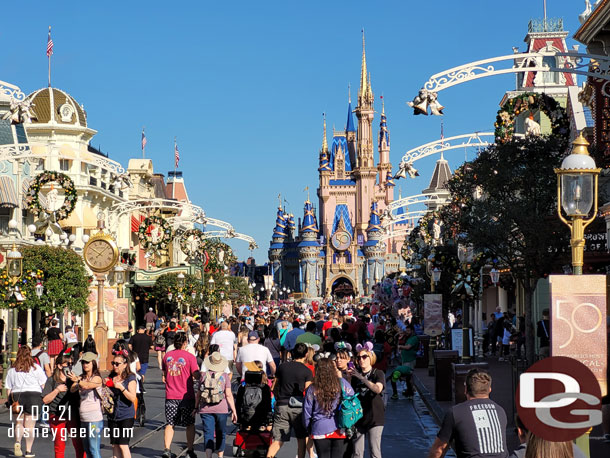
[162, 332, 200, 458]
[105, 349, 138, 458]
[428, 368, 508, 458]
[6, 346, 48, 458]
[71, 352, 103, 458]
[144, 307, 158, 334]
[154, 322, 168, 368]
[266, 342, 313, 458]
[210, 320, 237, 371]
[129, 325, 153, 380]
[397, 325, 419, 369]
[349, 343, 385, 458]
[47, 319, 63, 371]
[42, 354, 85, 458]
[302, 358, 354, 458]
[195, 351, 238, 458]
[236, 331, 276, 379]
[31, 335, 52, 377]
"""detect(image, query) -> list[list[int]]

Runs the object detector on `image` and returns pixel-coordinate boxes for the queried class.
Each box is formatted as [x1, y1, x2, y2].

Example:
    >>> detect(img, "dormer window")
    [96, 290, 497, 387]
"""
[542, 56, 560, 84]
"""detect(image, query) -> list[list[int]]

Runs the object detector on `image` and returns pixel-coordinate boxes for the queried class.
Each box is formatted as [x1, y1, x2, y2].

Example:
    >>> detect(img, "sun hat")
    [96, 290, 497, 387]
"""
[81, 352, 98, 362]
[204, 351, 228, 373]
[244, 361, 261, 372]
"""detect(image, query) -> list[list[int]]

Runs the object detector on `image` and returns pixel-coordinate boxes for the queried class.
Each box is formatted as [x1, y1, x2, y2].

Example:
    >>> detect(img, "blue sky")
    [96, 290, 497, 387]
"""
[0, 0, 587, 262]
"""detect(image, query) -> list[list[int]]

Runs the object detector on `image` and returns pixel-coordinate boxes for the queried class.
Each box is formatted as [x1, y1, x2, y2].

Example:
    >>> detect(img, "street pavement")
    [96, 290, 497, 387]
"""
[0, 354, 439, 458]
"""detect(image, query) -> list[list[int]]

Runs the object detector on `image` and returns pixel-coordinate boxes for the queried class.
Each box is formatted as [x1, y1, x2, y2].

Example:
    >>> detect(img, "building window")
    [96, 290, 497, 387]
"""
[542, 56, 559, 84]
[59, 159, 71, 171]
[0, 207, 11, 235]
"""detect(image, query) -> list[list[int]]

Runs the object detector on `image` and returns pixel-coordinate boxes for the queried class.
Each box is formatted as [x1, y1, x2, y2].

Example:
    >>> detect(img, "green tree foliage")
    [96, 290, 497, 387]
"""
[439, 135, 571, 364]
[0, 245, 91, 313]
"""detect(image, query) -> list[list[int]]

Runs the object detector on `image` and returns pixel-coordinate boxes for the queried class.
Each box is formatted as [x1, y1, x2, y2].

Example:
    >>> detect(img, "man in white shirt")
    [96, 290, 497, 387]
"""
[210, 321, 237, 369]
[236, 331, 276, 379]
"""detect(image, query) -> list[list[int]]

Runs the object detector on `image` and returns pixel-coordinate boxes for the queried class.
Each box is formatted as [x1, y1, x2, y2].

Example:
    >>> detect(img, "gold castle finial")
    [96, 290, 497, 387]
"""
[322, 113, 328, 152]
[304, 186, 310, 202]
[381, 94, 385, 114]
[348, 83, 351, 104]
[278, 193, 282, 210]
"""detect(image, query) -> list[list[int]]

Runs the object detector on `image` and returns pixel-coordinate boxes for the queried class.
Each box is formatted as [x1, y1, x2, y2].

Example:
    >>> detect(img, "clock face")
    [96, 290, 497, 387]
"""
[84, 238, 118, 272]
[331, 231, 352, 251]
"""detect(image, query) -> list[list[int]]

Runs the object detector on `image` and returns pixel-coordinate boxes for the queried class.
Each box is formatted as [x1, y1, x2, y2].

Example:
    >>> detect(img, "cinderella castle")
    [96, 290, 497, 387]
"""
[268, 37, 450, 302]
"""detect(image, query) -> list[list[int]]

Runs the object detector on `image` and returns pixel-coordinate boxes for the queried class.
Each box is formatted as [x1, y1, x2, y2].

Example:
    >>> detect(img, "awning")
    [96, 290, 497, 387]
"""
[0, 175, 19, 208]
[82, 205, 97, 229]
[59, 210, 82, 228]
[21, 178, 31, 207]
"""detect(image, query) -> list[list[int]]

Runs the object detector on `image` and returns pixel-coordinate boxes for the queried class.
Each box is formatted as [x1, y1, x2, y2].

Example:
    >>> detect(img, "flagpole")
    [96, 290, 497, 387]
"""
[172, 137, 177, 199]
[47, 26, 52, 87]
[142, 127, 146, 159]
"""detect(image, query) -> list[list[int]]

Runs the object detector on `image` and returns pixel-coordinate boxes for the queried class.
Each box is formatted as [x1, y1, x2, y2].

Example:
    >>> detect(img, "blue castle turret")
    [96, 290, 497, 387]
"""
[363, 201, 386, 294]
[297, 200, 321, 302]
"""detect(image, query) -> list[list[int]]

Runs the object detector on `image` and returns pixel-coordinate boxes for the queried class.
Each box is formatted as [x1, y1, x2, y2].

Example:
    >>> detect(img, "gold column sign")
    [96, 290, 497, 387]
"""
[83, 216, 119, 371]
[549, 275, 607, 397]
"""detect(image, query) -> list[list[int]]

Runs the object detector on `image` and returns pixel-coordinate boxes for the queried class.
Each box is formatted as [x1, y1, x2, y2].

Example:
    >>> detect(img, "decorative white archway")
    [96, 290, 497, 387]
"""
[399, 132, 494, 165]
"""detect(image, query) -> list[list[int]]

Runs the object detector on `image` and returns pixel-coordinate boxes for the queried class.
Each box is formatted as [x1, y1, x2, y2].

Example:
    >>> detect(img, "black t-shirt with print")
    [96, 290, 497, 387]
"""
[351, 368, 385, 429]
[274, 361, 313, 405]
[437, 398, 508, 458]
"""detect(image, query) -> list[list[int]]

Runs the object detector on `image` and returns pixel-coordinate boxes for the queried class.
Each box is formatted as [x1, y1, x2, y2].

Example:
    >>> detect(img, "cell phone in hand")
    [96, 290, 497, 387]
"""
[347, 362, 355, 370]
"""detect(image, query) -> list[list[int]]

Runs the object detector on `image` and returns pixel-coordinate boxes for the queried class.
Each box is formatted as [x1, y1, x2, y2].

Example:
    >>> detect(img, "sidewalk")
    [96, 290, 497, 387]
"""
[412, 356, 521, 452]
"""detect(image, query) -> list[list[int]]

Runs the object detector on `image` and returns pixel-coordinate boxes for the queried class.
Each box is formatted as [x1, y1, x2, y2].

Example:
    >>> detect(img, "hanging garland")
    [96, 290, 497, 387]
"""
[138, 215, 172, 252]
[25, 171, 77, 221]
[494, 92, 569, 143]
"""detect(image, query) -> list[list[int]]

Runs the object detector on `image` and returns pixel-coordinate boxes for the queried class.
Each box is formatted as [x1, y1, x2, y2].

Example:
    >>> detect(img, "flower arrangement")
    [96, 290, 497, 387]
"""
[25, 171, 77, 221]
[494, 92, 569, 143]
[138, 215, 172, 252]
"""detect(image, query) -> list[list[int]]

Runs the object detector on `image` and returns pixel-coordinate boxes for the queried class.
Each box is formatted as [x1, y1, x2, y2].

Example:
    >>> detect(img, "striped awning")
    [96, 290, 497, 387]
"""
[0, 175, 19, 208]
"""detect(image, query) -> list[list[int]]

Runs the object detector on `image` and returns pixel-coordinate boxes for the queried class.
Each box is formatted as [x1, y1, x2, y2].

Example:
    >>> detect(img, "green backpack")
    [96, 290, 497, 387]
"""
[335, 383, 363, 429]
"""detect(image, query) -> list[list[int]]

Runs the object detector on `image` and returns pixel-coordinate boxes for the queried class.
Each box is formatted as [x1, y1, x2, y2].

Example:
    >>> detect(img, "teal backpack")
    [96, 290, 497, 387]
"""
[335, 383, 363, 429]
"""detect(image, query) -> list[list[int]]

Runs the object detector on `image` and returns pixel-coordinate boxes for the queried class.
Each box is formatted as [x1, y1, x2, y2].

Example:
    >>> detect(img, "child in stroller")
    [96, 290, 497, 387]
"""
[233, 367, 274, 457]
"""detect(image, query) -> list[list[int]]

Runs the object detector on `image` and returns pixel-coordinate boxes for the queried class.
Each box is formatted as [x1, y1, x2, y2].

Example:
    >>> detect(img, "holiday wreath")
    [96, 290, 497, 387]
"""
[138, 215, 172, 252]
[25, 171, 77, 221]
[494, 92, 569, 143]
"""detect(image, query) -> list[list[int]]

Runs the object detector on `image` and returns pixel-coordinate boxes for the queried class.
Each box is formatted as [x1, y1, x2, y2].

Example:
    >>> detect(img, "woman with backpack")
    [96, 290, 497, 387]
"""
[70, 352, 103, 458]
[154, 322, 167, 368]
[195, 351, 237, 458]
[303, 358, 356, 458]
[347, 342, 385, 458]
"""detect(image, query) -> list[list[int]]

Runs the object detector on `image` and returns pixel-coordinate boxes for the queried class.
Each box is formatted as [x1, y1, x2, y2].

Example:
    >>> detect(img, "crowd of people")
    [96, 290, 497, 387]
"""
[2, 300, 609, 458]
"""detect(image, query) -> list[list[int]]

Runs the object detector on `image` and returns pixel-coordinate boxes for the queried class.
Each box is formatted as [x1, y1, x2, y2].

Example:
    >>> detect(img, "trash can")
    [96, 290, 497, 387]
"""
[434, 350, 459, 401]
[416, 335, 430, 368]
[451, 362, 490, 404]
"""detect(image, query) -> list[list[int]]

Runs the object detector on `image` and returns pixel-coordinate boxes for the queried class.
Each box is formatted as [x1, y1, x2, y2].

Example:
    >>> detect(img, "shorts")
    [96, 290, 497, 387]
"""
[139, 363, 148, 376]
[165, 399, 196, 427]
[108, 417, 135, 445]
[272, 404, 307, 441]
[391, 366, 413, 382]
[146, 323, 155, 332]
[401, 360, 416, 370]
[11, 391, 42, 415]
[155, 345, 166, 352]
[48, 339, 63, 356]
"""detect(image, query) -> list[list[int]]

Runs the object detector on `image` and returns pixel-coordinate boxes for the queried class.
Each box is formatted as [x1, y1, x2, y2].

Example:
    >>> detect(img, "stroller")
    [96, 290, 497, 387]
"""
[232, 371, 274, 458]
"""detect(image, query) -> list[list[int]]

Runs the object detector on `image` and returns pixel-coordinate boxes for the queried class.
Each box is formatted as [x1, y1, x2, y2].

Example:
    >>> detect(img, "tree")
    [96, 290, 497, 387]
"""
[0, 245, 91, 313]
[440, 135, 570, 364]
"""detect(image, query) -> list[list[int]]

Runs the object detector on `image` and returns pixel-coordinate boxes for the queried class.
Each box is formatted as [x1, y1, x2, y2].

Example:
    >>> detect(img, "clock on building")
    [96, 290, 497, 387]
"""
[331, 230, 352, 252]
[83, 233, 119, 273]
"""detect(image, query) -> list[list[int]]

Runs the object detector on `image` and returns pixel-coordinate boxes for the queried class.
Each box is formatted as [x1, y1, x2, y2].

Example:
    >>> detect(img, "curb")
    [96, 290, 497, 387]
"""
[412, 372, 445, 426]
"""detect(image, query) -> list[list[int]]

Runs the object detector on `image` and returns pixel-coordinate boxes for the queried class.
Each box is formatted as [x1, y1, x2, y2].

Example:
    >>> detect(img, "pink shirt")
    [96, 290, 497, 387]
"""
[163, 349, 199, 400]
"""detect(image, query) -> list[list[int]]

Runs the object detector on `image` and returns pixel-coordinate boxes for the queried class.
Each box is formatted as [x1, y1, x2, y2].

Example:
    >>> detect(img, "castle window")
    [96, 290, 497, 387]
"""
[59, 159, 71, 172]
[542, 56, 559, 84]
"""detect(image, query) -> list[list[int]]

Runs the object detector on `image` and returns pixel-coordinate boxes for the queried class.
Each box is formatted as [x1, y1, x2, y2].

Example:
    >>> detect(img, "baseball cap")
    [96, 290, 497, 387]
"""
[81, 352, 97, 362]
[247, 331, 259, 341]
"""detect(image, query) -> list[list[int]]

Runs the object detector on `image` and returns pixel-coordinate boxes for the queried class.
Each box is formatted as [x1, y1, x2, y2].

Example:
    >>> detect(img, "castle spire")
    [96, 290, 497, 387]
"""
[301, 199, 319, 233]
[346, 85, 356, 133]
[322, 113, 328, 152]
[359, 29, 369, 104]
[367, 201, 381, 233]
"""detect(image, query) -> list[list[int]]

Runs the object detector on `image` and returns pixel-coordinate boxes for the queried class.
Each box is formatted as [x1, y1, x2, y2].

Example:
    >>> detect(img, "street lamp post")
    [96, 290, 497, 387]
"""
[114, 265, 125, 299]
[457, 244, 474, 363]
[428, 267, 441, 376]
[6, 244, 23, 364]
[554, 133, 600, 275]
[208, 277, 215, 319]
[177, 273, 185, 320]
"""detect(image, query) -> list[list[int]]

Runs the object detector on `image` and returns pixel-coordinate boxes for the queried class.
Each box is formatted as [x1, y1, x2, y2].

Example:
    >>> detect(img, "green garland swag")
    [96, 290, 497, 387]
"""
[494, 92, 569, 143]
[138, 215, 172, 251]
[25, 171, 77, 221]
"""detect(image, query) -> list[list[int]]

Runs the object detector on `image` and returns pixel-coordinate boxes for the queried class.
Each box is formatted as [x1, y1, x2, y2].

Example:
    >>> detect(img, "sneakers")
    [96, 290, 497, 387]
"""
[161, 449, 172, 458]
[186, 450, 197, 458]
[24, 453, 35, 458]
[391, 393, 398, 400]
[14, 443, 23, 457]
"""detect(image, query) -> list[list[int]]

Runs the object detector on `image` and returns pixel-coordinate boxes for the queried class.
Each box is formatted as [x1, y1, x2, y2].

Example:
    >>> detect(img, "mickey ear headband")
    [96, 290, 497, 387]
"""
[355, 342, 373, 353]
[334, 341, 352, 352]
[112, 349, 129, 358]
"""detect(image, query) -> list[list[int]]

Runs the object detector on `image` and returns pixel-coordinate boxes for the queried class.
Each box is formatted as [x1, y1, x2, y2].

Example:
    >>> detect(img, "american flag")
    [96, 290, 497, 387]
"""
[141, 129, 147, 152]
[46, 27, 54, 57]
[174, 141, 180, 168]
